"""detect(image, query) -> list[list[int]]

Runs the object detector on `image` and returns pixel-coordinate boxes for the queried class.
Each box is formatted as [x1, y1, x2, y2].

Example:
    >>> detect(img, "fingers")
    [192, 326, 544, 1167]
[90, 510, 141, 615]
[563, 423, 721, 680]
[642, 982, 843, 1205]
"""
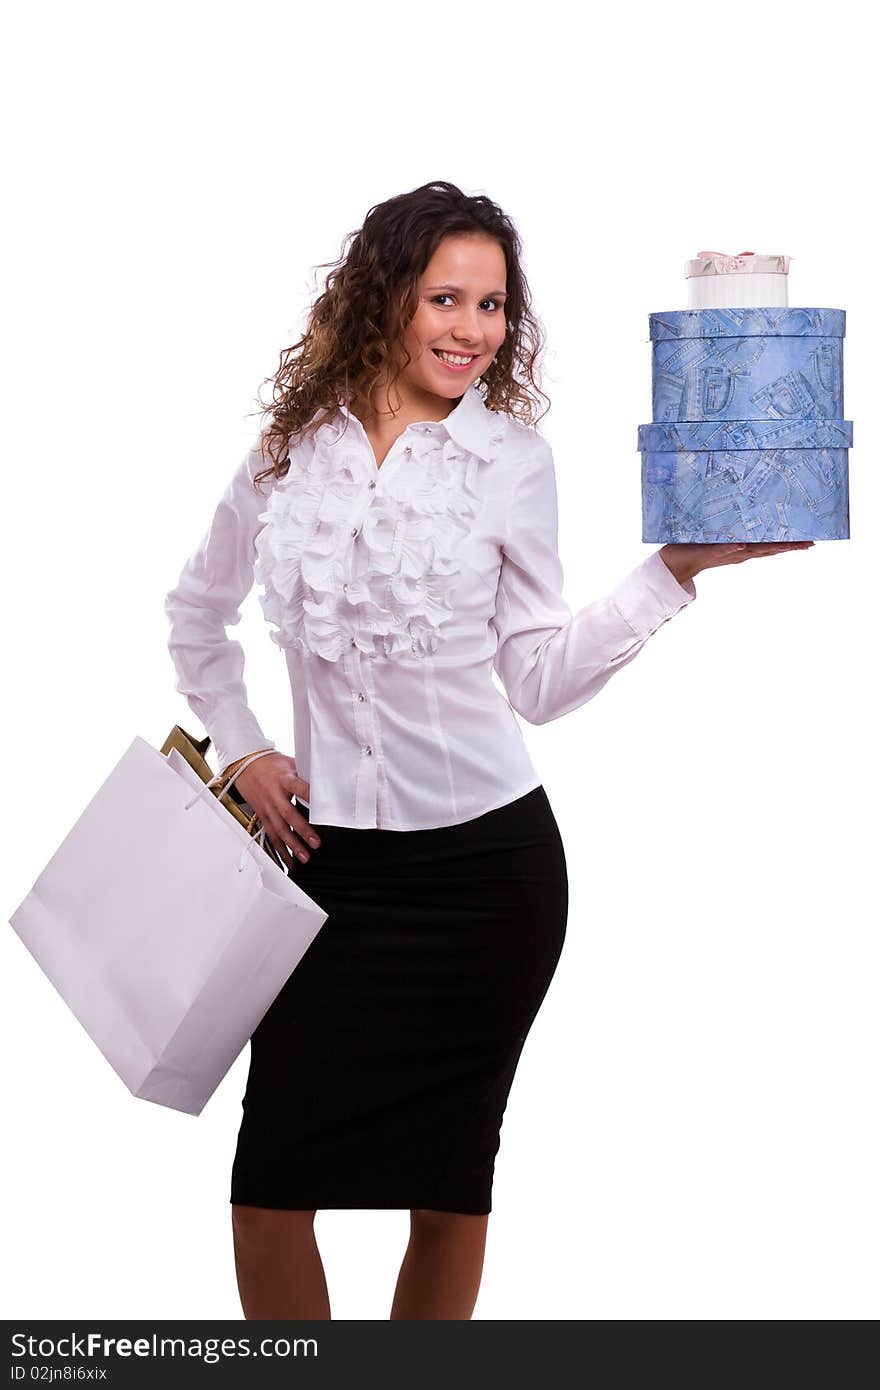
[741, 542, 814, 557]
[265, 817, 311, 869]
[266, 835, 295, 873]
[252, 768, 315, 869]
[277, 782, 318, 846]
[281, 767, 311, 802]
[265, 794, 320, 869]
[715, 541, 814, 565]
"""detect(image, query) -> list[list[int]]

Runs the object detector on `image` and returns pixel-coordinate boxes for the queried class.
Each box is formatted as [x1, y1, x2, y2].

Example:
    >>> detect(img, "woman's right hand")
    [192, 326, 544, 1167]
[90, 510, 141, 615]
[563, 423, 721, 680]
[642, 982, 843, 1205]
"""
[232, 753, 320, 870]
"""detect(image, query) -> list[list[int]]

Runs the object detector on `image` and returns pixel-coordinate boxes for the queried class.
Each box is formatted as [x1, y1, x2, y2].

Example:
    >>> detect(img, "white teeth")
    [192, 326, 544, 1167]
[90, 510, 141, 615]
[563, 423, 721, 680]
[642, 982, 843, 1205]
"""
[436, 350, 475, 365]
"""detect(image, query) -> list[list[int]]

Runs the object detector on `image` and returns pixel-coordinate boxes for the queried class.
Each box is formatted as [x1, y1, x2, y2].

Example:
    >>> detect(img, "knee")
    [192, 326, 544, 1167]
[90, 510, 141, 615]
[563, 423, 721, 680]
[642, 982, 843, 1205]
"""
[231, 1203, 317, 1249]
[410, 1208, 488, 1237]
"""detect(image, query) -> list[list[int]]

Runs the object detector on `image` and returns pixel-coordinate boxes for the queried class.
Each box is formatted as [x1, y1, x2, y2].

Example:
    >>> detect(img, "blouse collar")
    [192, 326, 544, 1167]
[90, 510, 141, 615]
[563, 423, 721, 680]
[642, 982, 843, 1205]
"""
[333, 382, 495, 462]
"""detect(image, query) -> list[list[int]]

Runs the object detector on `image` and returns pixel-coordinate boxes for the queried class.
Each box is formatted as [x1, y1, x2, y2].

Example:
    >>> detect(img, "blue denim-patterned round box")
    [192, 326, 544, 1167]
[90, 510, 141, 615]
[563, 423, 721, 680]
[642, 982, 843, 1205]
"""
[638, 307, 852, 541]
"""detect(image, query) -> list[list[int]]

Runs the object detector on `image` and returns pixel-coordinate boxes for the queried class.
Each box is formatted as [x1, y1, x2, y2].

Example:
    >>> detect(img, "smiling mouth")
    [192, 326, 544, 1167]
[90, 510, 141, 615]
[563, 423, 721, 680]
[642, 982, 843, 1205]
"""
[432, 349, 479, 366]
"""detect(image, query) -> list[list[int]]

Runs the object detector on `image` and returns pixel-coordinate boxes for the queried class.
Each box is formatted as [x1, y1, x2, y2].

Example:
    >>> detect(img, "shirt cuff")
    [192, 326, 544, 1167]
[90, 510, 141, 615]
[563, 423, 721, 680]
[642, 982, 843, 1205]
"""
[207, 704, 277, 778]
[609, 548, 697, 640]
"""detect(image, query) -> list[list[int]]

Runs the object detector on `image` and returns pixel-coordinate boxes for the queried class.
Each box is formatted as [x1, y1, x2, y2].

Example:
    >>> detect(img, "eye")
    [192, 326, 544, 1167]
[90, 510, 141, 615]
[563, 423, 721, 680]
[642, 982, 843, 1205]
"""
[430, 294, 504, 311]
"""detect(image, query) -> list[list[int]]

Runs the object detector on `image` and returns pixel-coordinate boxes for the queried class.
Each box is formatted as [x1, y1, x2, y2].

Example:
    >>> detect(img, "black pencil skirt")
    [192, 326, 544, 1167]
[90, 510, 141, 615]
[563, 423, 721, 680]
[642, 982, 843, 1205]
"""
[229, 783, 568, 1215]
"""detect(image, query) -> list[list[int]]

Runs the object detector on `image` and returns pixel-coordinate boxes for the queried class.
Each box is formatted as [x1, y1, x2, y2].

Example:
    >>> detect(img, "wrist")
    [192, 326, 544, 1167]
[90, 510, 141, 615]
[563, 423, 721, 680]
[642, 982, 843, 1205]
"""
[659, 545, 696, 587]
[221, 748, 272, 779]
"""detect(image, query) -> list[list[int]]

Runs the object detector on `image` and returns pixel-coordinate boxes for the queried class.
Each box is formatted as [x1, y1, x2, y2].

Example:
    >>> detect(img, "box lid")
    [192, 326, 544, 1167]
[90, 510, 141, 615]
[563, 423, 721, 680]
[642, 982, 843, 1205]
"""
[637, 418, 853, 452]
[685, 251, 791, 278]
[649, 307, 845, 340]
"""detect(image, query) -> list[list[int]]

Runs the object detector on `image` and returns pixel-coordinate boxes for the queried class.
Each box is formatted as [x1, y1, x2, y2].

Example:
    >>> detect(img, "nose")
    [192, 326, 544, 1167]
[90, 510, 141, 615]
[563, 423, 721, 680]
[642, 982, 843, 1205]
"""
[452, 314, 481, 347]
[449, 303, 484, 343]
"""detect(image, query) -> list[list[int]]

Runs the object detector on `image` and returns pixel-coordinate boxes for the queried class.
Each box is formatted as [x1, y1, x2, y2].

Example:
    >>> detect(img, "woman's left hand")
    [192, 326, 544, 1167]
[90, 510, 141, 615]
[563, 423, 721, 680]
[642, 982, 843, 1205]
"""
[660, 541, 815, 585]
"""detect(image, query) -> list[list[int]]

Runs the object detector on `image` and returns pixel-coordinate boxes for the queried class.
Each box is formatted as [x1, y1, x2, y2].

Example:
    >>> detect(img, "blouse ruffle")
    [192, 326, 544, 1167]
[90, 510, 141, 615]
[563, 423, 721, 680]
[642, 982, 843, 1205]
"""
[253, 418, 496, 662]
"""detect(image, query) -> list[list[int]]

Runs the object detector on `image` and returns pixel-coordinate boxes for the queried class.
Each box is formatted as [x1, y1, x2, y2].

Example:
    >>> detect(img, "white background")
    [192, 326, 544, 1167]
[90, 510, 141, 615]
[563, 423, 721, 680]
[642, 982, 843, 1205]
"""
[3, 0, 876, 1322]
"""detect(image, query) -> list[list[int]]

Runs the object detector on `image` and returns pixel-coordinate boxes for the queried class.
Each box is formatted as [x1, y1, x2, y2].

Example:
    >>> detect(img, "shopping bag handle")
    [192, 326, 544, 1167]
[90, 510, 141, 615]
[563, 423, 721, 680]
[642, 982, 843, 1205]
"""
[182, 748, 280, 873]
[206, 747, 278, 799]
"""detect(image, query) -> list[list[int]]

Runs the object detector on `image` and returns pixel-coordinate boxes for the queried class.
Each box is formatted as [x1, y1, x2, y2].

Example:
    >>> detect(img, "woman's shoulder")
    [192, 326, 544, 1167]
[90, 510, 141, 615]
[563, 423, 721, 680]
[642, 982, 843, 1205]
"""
[488, 413, 553, 491]
[489, 409, 549, 460]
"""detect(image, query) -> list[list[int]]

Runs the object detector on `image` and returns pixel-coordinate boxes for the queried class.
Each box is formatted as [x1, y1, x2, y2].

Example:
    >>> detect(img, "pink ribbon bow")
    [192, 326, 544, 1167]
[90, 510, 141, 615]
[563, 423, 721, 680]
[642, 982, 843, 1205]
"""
[696, 250, 755, 271]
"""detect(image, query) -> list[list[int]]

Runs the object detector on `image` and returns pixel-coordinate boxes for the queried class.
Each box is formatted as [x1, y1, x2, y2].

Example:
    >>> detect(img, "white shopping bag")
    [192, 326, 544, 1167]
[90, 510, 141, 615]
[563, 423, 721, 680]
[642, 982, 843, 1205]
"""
[8, 735, 329, 1116]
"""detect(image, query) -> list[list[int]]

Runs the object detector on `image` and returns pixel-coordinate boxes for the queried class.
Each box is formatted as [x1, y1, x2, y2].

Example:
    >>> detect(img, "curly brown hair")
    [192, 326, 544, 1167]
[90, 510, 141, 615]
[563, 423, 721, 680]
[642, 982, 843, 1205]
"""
[247, 180, 549, 493]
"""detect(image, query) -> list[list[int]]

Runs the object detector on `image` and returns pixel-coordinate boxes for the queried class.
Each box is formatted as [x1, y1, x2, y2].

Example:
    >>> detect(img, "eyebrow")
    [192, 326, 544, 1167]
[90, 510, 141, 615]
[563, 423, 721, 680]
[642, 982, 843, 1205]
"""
[423, 283, 508, 297]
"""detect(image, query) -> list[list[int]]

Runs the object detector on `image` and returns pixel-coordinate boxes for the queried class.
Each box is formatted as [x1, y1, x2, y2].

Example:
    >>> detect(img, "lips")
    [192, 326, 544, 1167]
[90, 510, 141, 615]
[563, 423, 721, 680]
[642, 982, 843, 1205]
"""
[432, 348, 479, 368]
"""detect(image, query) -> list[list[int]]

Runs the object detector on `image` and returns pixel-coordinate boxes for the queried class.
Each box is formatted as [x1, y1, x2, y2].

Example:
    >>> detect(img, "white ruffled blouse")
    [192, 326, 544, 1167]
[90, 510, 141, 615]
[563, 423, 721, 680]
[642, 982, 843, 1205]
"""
[164, 384, 697, 829]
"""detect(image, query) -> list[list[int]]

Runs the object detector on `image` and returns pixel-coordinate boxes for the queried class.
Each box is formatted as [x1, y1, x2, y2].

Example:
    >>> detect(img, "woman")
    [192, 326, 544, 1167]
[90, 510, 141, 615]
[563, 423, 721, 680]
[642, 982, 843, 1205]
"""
[164, 180, 813, 1320]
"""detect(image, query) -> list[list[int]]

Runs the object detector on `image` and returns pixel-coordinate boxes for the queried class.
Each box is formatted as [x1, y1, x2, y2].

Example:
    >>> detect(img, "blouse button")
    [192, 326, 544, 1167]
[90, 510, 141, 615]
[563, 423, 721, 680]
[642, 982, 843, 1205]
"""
[342, 583, 349, 592]
[357, 692, 366, 702]
[368, 480, 376, 489]
[350, 638, 357, 647]
[363, 745, 373, 756]
[351, 526, 359, 537]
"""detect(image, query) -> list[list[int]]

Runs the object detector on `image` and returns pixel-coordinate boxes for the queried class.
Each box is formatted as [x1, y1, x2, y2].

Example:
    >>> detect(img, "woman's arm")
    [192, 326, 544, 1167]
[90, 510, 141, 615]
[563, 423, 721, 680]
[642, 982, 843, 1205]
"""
[163, 440, 278, 775]
[490, 437, 697, 726]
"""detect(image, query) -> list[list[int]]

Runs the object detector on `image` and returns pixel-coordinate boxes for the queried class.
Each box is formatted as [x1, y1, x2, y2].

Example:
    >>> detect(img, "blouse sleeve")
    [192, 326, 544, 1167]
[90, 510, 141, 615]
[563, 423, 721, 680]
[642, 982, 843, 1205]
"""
[490, 436, 697, 725]
[163, 440, 278, 774]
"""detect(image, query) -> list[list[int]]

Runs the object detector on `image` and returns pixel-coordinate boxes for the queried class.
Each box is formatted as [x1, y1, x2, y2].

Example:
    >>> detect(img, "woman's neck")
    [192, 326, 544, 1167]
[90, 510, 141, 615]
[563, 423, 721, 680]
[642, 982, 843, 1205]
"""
[348, 380, 457, 432]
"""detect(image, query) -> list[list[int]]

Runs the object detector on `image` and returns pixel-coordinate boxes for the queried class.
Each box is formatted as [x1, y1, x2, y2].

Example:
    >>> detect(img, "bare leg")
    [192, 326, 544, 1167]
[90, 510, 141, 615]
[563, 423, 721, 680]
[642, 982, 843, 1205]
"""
[390, 1209, 489, 1320]
[231, 1204, 331, 1319]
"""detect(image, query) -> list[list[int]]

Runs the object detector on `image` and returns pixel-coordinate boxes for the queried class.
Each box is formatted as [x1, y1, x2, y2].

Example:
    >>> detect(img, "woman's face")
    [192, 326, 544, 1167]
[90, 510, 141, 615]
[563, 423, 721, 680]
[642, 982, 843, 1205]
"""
[393, 233, 508, 408]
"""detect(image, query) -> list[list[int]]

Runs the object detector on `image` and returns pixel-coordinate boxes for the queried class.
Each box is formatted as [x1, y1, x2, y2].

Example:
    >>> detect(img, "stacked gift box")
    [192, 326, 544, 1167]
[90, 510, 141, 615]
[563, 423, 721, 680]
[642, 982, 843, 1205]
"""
[639, 252, 851, 542]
